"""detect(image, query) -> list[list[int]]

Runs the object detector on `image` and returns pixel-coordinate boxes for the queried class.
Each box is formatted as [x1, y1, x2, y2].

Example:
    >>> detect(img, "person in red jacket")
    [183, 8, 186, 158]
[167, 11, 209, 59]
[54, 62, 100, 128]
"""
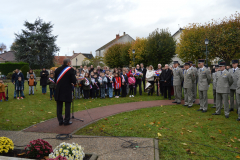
[114, 72, 121, 98]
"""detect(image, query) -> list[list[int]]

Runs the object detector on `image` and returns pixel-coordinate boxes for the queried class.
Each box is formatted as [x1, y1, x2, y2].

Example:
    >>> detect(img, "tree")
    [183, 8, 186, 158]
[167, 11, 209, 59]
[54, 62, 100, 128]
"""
[12, 18, 59, 69]
[146, 28, 176, 68]
[0, 43, 7, 53]
[177, 12, 240, 65]
[83, 56, 104, 67]
[176, 24, 208, 64]
[129, 37, 148, 67]
[206, 12, 240, 65]
[103, 43, 132, 68]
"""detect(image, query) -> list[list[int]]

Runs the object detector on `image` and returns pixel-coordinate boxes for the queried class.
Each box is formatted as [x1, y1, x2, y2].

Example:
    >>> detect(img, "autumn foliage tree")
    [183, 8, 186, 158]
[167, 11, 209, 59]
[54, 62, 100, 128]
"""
[177, 12, 240, 65]
[129, 37, 148, 67]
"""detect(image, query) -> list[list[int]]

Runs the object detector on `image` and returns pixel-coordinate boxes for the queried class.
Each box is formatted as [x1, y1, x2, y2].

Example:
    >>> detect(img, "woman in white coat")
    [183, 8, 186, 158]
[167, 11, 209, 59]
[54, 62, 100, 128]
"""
[146, 65, 155, 96]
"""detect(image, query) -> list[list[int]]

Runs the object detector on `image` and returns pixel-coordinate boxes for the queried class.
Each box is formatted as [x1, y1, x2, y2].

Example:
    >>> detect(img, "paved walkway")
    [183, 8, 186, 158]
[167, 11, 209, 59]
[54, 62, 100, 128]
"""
[23, 99, 214, 134]
[0, 130, 155, 160]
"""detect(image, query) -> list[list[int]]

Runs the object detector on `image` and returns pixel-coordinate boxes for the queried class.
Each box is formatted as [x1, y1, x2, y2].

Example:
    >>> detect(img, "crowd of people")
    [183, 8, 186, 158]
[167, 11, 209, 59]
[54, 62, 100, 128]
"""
[2, 58, 240, 124]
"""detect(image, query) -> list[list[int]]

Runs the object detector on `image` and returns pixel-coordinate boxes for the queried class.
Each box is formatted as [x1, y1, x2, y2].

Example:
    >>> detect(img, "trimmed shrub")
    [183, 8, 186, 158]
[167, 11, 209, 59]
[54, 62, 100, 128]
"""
[0, 62, 29, 75]
[33, 69, 41, 77]
[20, 65, 30, 79]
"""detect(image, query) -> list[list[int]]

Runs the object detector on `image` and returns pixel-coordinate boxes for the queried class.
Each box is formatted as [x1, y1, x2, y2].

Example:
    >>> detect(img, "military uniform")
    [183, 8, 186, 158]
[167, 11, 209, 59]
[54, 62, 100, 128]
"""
[212, 70, 218, 107]
[198, 65, 211, 111]
[190, 65, 198, 102]
[173, 62, 184, 104]
[229, 67, 240, 111]
[235, 72, 240, 121]
[214, 65, 233, 117]
[183, 65, 196, 107]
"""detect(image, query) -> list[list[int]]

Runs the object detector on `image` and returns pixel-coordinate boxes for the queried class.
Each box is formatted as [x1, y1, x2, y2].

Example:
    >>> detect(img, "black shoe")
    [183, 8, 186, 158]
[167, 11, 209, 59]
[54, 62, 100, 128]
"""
[29, 94, 30, 95]
[173, 99, 175, 100]
[225, 115, 229, 118]
[212, 113, 220, 115]
[14, 97, 16, 99]
[237, 118, 240, 121]
[197, 109, 203, 111]
[237, 109, 238, 113]
[229, 108, 234, 112]
[193, 100, 195, 103]
[64, 121, 73, 126]
[188, 106, 192, 108]
[211, 106, 216, 108]
[202, 110, 207, 113]
[197, 103, 200, 105]
[59, 122, 64, 126]
[168, 98, 171, 100]
[172, 101, 177, 103]
[23, 96, 25, 98]
[177, 102, 181, 104]
[183, 105, 188, 106]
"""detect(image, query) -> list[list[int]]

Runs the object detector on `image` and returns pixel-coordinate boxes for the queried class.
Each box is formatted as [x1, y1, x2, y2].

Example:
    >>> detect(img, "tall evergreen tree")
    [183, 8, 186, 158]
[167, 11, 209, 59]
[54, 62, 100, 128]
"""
[146, 28, 176, 68]
[12, 18, 59, 69]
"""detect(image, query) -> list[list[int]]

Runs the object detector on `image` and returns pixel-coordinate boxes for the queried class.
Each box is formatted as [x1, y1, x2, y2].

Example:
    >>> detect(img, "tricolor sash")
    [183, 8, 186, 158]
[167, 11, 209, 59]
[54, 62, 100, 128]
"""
[122, 75, 125, 82]
[94, 82, 99, 89]
[85, 78, 90, 86]
[57, 66, 71, 84]
[49, 78, 55, 83]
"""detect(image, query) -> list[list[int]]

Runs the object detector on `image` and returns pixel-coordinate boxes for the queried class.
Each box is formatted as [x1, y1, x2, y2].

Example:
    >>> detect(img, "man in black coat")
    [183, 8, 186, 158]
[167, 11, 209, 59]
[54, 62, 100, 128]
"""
[161, 64, 172, 100]
[40, 68, 49, 94]
[54, 59, 76, 126]
[140, 63, 147, 91]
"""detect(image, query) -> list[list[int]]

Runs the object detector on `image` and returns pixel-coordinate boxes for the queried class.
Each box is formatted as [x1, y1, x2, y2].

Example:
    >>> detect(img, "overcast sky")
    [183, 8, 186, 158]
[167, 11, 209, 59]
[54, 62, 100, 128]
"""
[0, 0, 239, 56]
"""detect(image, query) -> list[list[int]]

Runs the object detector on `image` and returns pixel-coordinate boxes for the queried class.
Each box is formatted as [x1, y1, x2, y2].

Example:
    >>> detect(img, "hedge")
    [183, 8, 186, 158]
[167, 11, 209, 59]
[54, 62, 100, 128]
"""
[0, 62, 29, 75]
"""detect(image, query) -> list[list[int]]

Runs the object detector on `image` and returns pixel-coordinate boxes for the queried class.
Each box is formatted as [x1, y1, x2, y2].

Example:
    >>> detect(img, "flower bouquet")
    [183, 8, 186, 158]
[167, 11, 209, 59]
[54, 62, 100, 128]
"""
[133, 71, 143, 79]
[48, 155, 68, 160]
[49, 142, 85, 160]
[0, 137, 14, 154]
[25, 139, 53, 159]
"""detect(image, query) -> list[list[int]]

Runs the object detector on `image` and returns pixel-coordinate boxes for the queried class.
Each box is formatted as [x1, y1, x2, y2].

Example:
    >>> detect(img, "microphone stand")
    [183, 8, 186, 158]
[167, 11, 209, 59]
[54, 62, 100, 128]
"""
[71, 85, 84, 122]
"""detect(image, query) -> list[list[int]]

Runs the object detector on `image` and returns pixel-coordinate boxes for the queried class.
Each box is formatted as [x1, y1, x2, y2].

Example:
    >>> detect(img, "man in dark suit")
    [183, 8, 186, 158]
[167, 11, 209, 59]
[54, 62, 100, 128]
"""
[55, 59, 76, 126]
[140, 63, 147, 91]
[161, 64, 172, 100]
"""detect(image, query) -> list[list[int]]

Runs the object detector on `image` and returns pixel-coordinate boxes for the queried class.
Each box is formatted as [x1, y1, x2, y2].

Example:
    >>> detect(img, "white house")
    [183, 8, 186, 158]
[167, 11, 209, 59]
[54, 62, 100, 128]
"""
[96, 32, 135, 57]
[172, 28, 184, 65]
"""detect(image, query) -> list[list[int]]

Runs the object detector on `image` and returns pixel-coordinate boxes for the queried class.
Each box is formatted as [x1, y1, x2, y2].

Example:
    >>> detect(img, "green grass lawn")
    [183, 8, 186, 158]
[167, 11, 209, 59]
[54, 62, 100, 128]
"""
[75, 104, 240, 160]
[0, 81, 213, 131]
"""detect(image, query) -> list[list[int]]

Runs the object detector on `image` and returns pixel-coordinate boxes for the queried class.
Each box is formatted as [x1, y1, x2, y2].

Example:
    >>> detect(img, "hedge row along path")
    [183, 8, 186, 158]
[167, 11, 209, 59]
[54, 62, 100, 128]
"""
[23, 99, 214, 134]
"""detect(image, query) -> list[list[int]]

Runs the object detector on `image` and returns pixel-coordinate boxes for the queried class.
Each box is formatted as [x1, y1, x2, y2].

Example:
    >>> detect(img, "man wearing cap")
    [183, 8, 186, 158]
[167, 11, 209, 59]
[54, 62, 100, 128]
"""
[183, 62, 196, 107]
[197, 59, 211, 112]
[212, 62, 233, 118]
[189, 61, 198, 103]
[229, 60, 240, 112]
[212, 65, 220, 108]
[235, 70, 240, 121]
[172, 61, 183, 104]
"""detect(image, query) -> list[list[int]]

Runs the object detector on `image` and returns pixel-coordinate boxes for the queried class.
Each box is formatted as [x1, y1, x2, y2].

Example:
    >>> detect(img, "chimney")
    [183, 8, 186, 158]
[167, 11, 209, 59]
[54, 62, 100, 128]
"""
[73, 50, 75, 55]
[116, 34, 120, 40]
[58, 53, 59, 62]
[65, 54, 67, 57]
[90, 51, 92, 54]
[123, 32, 125, 35]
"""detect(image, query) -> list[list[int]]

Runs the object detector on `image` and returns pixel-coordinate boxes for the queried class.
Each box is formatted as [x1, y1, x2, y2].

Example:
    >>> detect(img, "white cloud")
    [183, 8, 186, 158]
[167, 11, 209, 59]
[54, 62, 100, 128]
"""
[0, 0, 238, 56]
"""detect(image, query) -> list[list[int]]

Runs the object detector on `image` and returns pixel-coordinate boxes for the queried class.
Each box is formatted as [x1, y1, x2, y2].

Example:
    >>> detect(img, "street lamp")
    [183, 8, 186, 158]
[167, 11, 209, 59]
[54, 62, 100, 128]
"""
[205, 38, 209, 68]
[132, 49, 135, 67]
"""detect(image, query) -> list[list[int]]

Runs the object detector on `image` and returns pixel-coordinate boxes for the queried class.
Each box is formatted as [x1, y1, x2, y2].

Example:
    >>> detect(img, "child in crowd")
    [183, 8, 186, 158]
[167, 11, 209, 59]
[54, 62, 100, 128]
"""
[92, 73, 99, 99]
[0, 79, 8, 102]
[47, 73, 56, 100]
[16, 77, 24, 100]
[83, 72, 90, 99]
[121, 70, 128, 97]
[105, 70, 110, 97]
[80, 70, 85, 77]
[114, 73, 121, 98]
[128, 73, 136, 97]
[98, 72, 107, 99]
[28, 73, 35, 95]
[75, 72, 82, 99]
[27, 69, 36, 95]
[108, 72, 114, 98]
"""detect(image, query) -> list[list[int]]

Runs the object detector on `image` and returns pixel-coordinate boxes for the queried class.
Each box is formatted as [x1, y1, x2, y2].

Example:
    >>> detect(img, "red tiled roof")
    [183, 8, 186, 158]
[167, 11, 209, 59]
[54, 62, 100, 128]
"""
[54, 56, 71, 65]
[0, 51, 17, 62]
